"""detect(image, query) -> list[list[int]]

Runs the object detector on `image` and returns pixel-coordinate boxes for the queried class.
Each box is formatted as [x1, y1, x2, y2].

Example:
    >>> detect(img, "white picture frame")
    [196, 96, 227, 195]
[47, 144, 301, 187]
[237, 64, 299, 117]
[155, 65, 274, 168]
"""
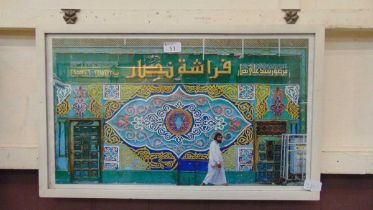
[38, 25, 324, 200]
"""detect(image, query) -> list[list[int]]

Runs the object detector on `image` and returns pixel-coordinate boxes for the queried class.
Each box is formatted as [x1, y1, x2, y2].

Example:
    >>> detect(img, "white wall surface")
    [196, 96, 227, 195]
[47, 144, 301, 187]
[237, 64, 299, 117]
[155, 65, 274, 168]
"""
[0, 30, 39, 169]
[0, 0, 372, 28]
[321, 30, 373, 174]
[0, 0, 372, 173]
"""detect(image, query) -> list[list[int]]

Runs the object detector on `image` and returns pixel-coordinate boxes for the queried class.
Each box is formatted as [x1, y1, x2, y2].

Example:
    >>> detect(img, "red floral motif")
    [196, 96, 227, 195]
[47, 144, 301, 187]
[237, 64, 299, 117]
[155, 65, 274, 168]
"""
[72, 86, 88, 117]
[272, 87, 285, 100]
[271, 87, 286, 116]
[117, 115, 129, 130]
[229, 119, 241, 132]
[75, 86, 87, 98]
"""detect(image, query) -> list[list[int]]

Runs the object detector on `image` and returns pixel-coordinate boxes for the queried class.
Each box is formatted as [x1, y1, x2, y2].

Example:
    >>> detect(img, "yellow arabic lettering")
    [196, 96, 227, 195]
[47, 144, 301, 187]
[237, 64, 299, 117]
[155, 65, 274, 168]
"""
[249, 64, 259, 75]
[189, 59, 204, 74]
[144, 64, 164, 76]
[164, 62, 174, 79]
[178, 59, 204, 75]
[178, 59, 187, 74]
[71, 68, 119, 78]
[126, 66, 137, 78]
[239, 64, 248, 75]
[137, 60, 145, 79]
[207, 60, 212, 74]
[126, 60, 174, 79]
[210, 59, 232, 79]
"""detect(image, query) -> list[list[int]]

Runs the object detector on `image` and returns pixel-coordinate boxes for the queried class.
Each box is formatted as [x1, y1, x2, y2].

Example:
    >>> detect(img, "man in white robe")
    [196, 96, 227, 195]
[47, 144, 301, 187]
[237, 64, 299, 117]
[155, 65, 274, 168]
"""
[201, 133, 227, 186]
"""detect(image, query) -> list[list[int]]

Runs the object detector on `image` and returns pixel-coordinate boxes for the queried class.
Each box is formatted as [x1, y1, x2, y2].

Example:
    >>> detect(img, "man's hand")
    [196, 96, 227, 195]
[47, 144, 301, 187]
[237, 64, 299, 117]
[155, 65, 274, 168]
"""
[216, 163, 222, 168]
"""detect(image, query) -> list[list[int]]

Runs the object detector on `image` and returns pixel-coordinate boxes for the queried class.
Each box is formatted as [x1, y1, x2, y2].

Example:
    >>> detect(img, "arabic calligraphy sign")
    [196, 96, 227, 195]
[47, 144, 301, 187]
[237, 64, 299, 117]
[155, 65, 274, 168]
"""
[70, 68, 120, 78]
[239, 64, 289, 77]
[69, 59, 289, 80]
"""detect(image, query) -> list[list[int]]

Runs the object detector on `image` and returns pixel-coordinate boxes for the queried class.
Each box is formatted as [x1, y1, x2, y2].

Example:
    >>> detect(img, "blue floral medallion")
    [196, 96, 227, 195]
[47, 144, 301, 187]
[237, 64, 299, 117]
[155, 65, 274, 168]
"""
[107, 87, 251, 157]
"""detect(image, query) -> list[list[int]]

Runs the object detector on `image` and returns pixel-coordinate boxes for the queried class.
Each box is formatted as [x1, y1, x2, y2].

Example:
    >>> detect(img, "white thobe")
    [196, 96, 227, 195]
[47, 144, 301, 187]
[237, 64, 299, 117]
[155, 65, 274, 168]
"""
[202, 140, 227, 185]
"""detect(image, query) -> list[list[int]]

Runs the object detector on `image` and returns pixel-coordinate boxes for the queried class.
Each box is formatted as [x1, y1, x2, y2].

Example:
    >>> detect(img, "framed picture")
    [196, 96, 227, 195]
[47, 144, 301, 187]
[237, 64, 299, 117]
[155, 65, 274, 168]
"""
[38, 25, 324, 200]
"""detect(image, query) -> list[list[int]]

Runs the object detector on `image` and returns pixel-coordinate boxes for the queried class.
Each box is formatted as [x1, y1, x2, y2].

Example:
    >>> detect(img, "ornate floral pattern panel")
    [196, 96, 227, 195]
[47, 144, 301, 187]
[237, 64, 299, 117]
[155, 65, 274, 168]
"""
[107, 86, 251, 157]
[55, 83, 72, 105]
[103, 146, 120, 170]
[103, 84, 121, 100]
[237, 147, 253, 171]
[238, 84, 255, 101]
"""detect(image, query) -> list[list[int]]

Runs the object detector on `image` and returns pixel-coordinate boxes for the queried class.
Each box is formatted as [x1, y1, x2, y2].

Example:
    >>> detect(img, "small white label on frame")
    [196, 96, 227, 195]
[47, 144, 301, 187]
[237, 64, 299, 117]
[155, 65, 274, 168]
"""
[164, 42, 182, 53]
[304, 180, 322, 192]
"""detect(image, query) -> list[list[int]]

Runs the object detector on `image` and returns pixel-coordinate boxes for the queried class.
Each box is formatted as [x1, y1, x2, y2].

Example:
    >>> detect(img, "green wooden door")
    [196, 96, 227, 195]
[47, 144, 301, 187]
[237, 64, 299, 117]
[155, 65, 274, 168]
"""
[70, 120, 101, 183]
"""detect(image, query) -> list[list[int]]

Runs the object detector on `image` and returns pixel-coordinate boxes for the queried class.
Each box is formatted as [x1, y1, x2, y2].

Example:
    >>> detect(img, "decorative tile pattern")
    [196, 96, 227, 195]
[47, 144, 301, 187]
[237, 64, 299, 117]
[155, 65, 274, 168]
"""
[103, 84, 121, 100]
[287, 100, 300, 119]
[285, 85, 300, 105]
[255, 85, 271, 119]
[271, 87, 286, 117]
[56, 98, 71, 117]
[56, 83, 72, 105]
[88, 85, 103, 118]
[72, 86, 88, 117]
[104, 146, 119, 161]
[237, 147, 253, 171]
[223, 146, 238, 171]
[238, 84, 255, 100]
[104, 146, 120, 170]
[131, 147, 178, 170]
[120, 145, 148, 170]
[104, 162, 119, 170]
[108, 86, 251, 157]
[256, 121, 287, 135]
